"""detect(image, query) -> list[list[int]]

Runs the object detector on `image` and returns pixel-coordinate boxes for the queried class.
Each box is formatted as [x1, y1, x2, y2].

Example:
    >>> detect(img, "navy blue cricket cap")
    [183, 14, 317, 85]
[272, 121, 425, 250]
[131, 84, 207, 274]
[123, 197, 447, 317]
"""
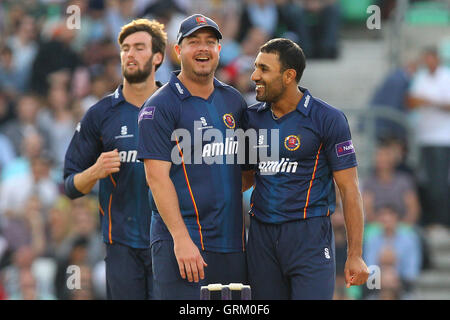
[177, 14, 223, 44]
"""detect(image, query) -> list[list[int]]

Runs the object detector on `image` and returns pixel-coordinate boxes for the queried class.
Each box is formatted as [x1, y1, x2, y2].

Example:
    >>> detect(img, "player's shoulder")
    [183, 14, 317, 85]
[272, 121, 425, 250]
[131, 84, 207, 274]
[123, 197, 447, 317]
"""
[144, 82, 176, 108]
[139, 83, 180, 122]
[310, 95, 347, 122]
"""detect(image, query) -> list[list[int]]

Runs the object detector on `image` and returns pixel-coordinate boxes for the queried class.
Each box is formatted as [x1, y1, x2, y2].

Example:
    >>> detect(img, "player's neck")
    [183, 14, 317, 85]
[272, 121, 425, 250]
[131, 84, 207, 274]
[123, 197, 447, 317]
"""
[177, 72, 214, 100]
[271, 86, 303, 117]
[122, 75, 158, 108]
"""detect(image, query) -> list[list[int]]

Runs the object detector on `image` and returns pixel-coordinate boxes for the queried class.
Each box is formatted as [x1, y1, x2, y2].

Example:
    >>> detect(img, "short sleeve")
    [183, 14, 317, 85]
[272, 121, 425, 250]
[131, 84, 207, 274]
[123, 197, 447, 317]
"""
[63, 107, 102, 179]
[322, 110, 357, 172]
[137, 100, 178, 162]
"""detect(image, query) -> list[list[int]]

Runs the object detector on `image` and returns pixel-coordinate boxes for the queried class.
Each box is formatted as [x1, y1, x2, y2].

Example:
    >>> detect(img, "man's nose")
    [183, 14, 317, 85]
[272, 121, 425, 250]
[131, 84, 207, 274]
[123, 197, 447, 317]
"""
[251, 70, 259, 82]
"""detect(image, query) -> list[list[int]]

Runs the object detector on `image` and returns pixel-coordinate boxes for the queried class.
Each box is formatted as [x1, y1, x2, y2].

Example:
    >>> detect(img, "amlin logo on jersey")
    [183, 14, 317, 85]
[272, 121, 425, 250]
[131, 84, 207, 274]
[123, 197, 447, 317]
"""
[259, 158, 298, 175]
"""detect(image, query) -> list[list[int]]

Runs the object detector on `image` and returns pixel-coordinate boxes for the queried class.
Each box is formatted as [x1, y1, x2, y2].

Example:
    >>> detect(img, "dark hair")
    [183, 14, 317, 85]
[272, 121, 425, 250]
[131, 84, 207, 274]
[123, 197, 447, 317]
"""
[259, 38, 306, 83]
[423, 46, 438, 57]
[118, 19, 168, 71]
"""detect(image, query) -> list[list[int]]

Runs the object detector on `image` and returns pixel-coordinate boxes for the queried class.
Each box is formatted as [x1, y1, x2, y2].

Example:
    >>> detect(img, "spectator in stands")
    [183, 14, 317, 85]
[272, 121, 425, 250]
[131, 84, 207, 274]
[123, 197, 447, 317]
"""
[366, 265, 403, 300]
[66, 197, 104, 268]
[295, 0, 340, 59]
[0, 45, 28, 98]
[0, 92, 15, 127]
[80, 75, 110, 114]
[0, 153, 58, 218]
[37, 85, 76, 170]
[364, 206, 422, 290]
[54, 236, 90, 300]
[1, 94, 49, 157]
[2, 245, 55, 300]
[219, 27, 268, 104]
[237, 0, 279, 43]
[45, 197, 74, 261]
[407, 47, 450, 229]
[30, 22, 80, 95]
[9, 268, 54, 300]
[369, 56, 418, 141]
[0, 195, 46, 259]
[106, 0, 136, 44]
[362, 142, 420, 225]
[68, 264, 96, 300]
[0, 130, 46, 183]
[6, 14, 38, 92]
[0, 133, 15, 174]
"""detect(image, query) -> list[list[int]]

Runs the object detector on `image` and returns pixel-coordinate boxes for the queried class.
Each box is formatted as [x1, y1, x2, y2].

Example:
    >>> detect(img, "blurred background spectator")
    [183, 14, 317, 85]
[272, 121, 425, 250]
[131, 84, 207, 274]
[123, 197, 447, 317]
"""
[0, 0, 449, 300]
[362, 142, 420, 226]
[364, 206, 422, 296]
[407, 47, 450, 230]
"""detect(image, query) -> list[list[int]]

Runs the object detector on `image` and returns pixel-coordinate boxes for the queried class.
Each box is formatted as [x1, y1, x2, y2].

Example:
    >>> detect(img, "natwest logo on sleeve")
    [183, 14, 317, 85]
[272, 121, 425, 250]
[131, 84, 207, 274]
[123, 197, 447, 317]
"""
[138, 106, 156, 123]
[335, 140, 355, 157]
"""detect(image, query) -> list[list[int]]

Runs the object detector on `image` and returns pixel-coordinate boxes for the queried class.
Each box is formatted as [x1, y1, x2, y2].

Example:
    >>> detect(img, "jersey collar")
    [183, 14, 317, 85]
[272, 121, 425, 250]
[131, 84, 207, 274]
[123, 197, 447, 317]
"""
[169, 71, 226, 101]
[296, 87, 313, 116]
[256, 86, 313, 116]
[111, 85, 126, 107]
[111, 82, 164, 107]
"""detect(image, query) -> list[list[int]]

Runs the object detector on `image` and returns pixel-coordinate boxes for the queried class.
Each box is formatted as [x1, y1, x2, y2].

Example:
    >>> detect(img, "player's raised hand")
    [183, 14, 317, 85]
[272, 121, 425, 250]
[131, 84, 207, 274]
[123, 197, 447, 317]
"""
[174, 237, 208, 283]
[344, 255, 369, 288]
[93, 149, 121, 179]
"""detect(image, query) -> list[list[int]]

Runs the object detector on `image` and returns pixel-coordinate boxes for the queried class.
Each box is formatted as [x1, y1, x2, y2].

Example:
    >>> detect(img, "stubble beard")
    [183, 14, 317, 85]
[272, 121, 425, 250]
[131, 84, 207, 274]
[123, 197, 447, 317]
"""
[184, 57, 219, 83]
[123, 55, 154, 84]
[256, 76, 285, 103]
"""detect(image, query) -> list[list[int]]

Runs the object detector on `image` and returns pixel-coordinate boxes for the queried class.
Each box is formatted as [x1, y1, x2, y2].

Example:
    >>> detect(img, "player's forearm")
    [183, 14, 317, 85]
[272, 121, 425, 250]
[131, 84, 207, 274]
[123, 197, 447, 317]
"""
[340, 185, 364, 257]
[73, 165, 100, 195]
[146, 171, 191, 241]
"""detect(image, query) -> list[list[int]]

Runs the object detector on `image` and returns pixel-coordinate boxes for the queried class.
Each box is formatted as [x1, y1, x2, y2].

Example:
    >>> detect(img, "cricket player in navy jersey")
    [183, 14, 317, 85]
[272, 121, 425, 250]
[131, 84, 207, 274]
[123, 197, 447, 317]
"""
[63, 19, 167, 300]
[242, 38, 369, 299]
[137, 14, 248, 300]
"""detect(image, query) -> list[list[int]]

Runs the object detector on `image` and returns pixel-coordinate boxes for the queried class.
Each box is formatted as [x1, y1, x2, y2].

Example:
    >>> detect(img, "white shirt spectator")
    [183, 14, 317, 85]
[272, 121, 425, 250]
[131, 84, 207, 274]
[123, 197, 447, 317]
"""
[0, 172, 59, 218]
[409, 66, 450, 146]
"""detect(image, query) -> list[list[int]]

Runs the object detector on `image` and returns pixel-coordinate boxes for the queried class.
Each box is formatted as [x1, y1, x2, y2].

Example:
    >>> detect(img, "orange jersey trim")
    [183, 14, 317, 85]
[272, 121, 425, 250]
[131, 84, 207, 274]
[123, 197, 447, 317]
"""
[175, 137, 204, 251]
[109, 174, 117, 187]
[304, 143, 323, 219]
[108, 194, 113, 244]
[99, 204, 105, 216]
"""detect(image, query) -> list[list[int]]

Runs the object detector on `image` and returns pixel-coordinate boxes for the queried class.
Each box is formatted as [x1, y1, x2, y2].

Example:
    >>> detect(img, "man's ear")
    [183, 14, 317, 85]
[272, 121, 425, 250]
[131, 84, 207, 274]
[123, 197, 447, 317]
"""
[153, 52, 163, 66]
[284, 69, 297, 85]
[174, 43, 181, 57]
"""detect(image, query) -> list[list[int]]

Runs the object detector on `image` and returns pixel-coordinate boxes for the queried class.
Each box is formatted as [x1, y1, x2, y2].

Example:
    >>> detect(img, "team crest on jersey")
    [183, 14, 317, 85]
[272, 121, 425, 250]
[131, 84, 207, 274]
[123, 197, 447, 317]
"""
[284, 135, 301, 151]
[222, 113, 235, 129]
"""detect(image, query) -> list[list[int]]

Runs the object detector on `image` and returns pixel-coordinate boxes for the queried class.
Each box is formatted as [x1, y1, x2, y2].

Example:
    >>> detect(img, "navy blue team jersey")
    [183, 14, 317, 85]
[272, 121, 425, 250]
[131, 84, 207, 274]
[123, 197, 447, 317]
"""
[137, 72, 247, 253]
[64, 85, 155, 248]
[244, 87, 357, 224]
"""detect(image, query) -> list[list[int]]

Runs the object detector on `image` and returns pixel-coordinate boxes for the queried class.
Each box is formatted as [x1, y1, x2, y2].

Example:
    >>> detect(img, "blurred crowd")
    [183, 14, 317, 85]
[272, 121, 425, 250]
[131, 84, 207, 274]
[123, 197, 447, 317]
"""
[332, 43, 450, 299]
[0, 0, 448, 300]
